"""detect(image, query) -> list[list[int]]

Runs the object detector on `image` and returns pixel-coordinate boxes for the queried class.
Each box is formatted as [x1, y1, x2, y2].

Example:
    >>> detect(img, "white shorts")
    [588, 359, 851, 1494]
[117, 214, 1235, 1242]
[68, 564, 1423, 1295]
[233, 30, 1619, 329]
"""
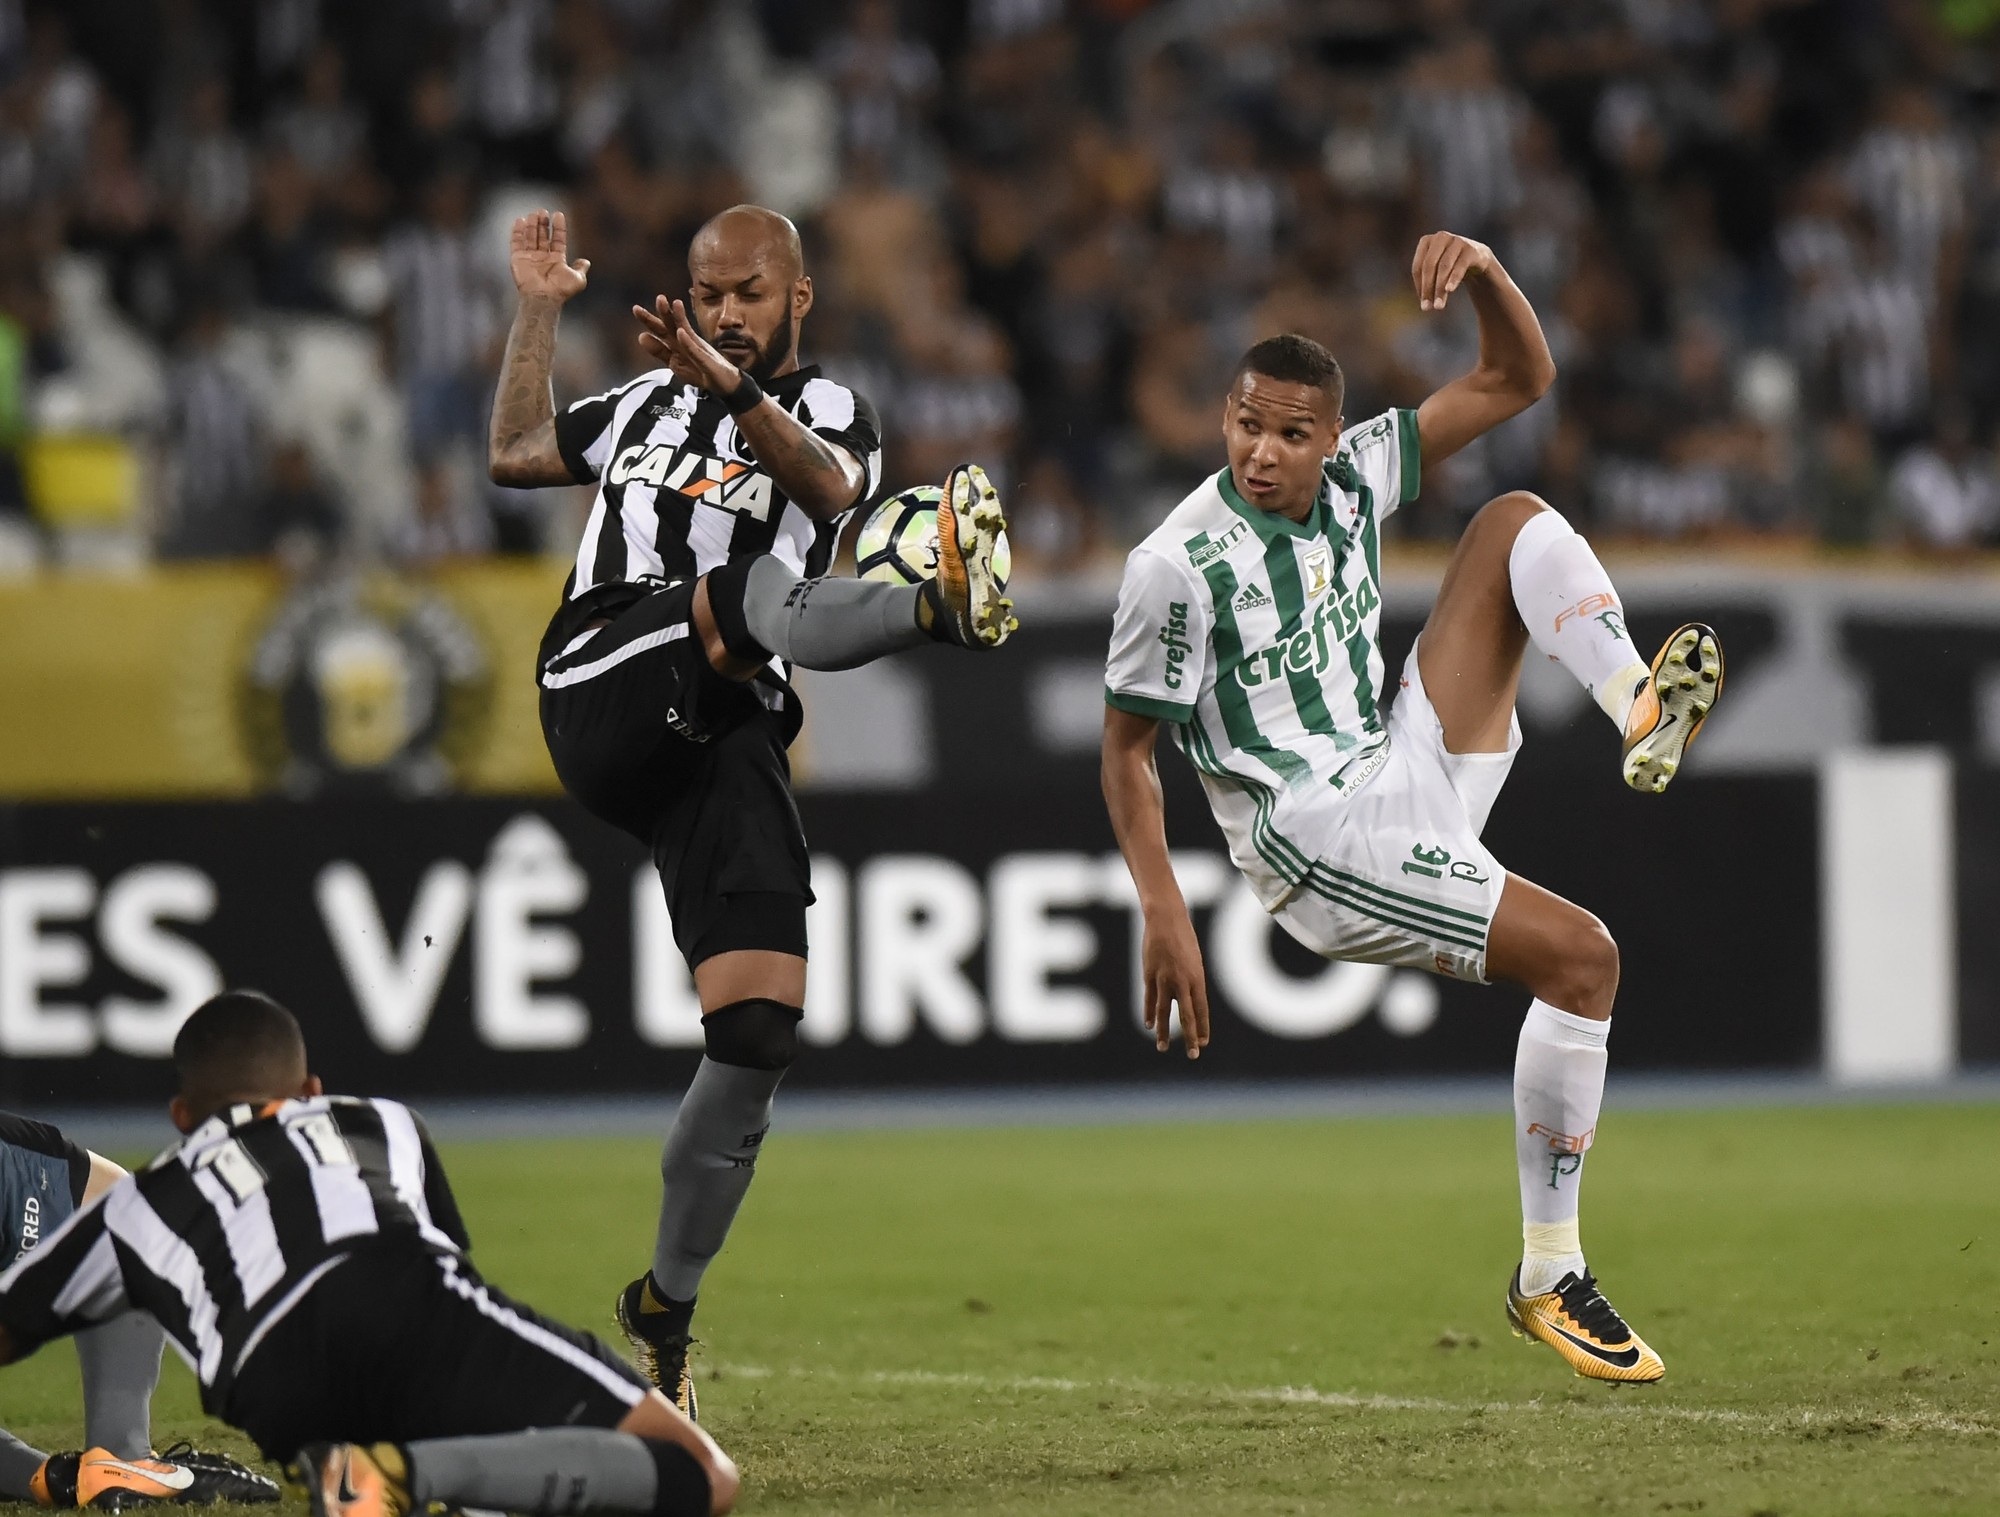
[1271, 642, 1517, 982]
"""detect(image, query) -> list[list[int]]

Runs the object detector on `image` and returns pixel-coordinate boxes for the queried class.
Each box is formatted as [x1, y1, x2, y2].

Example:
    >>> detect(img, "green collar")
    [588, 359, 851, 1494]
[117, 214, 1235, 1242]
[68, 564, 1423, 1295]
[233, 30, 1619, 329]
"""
[1215, 466, 1332, 541]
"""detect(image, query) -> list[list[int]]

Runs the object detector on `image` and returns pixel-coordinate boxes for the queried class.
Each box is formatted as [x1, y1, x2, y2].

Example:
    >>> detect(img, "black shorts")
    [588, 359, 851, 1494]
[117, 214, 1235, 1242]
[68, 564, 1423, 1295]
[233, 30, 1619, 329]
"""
[227, 1247, 648, 1462]
[539, 581, 811, 967]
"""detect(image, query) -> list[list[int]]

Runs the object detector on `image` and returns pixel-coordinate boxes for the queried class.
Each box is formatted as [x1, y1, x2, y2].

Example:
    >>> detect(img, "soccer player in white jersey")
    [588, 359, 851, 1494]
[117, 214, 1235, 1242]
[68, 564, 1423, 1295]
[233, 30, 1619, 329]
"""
[1101, 231, 1724, 1384]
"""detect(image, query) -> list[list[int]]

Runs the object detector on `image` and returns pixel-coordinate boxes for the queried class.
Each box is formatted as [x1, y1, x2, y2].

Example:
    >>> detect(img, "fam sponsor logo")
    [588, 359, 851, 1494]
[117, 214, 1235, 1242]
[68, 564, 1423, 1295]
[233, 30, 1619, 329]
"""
[1554, 592, 1625, 642]
[1232, 575, 1380, 689]
[1186, 521, 1248, 568]
[1527, 1121, 1595, 1189]
[1158, 601, 1193, 690]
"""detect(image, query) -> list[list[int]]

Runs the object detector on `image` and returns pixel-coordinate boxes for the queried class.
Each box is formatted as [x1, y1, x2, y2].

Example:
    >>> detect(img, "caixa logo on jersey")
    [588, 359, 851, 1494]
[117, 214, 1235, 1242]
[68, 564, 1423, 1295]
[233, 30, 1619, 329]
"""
[607, 446, 777, 522]
[242, 576, 492, 795]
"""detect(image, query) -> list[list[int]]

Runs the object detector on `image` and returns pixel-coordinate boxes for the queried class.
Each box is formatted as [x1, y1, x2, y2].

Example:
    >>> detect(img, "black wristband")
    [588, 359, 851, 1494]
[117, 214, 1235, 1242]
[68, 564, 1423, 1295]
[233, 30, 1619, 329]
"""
[723, 371, 764, 416]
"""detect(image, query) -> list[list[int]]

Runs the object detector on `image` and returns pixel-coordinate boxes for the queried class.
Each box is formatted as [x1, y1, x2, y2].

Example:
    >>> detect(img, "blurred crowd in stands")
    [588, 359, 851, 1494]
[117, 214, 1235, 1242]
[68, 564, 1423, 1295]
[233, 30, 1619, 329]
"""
[2, 0, 1999, 579]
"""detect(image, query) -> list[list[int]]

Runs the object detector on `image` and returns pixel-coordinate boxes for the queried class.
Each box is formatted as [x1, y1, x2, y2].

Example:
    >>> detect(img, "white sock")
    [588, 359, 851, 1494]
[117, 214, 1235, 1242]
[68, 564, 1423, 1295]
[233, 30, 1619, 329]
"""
[1508, 510, 1650, 731]
[1514, 999, 1609, 1295]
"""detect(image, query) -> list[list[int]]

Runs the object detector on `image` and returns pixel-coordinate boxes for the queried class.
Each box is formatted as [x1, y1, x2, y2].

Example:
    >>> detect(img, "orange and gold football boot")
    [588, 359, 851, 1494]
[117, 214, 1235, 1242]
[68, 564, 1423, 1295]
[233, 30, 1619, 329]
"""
[926, 463, 1016, 649]
[1507, 1267, 1665, 1383]
[1622, 623, 1723, 794]
[289, 1444, 411, 1517]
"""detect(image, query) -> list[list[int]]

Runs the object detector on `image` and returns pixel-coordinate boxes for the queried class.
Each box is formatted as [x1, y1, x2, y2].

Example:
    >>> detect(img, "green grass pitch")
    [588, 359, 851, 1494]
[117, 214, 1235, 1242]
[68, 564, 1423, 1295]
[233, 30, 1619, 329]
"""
[4, 1103, 1997, 1515]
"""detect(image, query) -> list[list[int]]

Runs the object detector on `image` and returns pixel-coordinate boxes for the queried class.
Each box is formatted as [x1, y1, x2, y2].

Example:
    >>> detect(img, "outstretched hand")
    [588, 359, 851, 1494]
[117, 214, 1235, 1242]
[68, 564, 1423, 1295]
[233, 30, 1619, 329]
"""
[1411, 231, 1496, 313]
[634, 296, 744, 396]
[510, 210, 590, 303]
[1141, 910, 1212, 1060]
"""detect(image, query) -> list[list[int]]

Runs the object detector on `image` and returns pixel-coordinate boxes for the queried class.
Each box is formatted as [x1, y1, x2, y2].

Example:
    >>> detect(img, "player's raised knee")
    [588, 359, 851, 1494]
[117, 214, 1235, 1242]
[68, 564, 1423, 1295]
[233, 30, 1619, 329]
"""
[702, 998, 803, 1069]
[1554, 913, 1619, 1016]
[1472, 490, 1553, 541]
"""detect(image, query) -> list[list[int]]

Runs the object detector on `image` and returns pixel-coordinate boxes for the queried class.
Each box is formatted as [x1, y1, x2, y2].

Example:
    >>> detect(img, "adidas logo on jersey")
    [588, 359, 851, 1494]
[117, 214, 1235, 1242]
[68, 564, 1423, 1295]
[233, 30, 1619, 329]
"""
[1234, 582, 1273, 611]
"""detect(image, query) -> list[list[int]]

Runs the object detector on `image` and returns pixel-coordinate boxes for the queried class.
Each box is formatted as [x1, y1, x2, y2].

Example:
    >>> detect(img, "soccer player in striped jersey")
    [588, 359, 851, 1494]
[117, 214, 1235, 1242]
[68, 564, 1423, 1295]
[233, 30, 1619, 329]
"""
[1102, 231, 1726, 1385]
[0, 992, 739, 1517]
[0, 1115, 276, 1510]
[488, 206, 1013, 1416]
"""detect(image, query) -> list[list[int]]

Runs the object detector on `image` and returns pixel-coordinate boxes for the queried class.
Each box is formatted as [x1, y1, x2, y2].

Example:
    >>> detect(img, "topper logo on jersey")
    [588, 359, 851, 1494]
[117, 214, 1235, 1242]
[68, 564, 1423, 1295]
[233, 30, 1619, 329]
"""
[607, 447, 776, 522]
[1158, 602, 1193, 689]
[1232, 576, 1379, 689]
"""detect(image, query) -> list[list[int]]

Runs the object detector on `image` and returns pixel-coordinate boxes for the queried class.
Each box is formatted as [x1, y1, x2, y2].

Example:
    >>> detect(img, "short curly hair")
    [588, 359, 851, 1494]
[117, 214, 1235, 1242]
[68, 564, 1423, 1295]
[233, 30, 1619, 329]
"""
[1235, 334, 1344, 415]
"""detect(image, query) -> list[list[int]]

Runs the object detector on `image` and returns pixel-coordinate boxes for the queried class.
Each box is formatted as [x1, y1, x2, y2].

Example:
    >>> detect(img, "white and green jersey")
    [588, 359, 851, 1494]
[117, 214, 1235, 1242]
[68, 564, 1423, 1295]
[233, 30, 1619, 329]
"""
[1105, 408, 1421, 910]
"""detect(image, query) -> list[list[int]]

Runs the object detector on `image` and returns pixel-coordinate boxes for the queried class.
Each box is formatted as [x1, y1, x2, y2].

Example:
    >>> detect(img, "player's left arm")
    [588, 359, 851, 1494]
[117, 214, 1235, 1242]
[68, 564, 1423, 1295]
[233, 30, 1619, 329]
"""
[634, 297, 869, 521]
[1410, 232, 1556, 470]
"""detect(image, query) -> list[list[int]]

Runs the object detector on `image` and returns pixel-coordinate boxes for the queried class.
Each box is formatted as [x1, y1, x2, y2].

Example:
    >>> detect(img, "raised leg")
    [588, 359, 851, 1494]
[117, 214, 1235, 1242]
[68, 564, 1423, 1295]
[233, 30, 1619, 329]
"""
[1413, 492, 1543, 754]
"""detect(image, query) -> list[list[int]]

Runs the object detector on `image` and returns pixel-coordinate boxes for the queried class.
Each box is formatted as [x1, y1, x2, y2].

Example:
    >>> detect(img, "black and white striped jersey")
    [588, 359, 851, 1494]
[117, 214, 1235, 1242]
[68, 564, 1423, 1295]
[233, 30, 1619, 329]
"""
[0, 1095, 468, 1413]
[546, 364, 882, 649]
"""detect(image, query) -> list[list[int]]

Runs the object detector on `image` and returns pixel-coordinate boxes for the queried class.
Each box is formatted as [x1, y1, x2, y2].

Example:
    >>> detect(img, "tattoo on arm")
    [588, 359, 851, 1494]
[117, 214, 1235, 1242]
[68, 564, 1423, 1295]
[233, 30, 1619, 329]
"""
[734, 401, 865, 520]
[488, 297, 572, 487]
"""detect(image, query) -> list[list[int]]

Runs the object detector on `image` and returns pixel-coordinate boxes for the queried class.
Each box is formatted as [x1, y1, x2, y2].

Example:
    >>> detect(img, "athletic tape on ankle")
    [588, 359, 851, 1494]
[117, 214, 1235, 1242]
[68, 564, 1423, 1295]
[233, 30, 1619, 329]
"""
[1523, 1218, 1584, 1260]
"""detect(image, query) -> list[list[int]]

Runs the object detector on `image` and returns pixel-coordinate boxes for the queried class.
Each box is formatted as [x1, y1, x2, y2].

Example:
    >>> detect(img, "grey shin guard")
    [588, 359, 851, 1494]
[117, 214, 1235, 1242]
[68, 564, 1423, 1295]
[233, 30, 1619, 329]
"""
[650, 1001, 802, 1301]
[737, 555, 926, 671]
[406, 1429, 710, 1516]
[78, 1310, 164, 1460]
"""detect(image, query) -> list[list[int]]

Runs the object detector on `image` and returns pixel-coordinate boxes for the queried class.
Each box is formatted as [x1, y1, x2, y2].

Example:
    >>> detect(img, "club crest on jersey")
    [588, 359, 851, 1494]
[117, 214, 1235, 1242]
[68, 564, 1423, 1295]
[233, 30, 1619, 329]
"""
[606, 446, 776, 522]
[1231, 576, 1378, 689]
[1302, 546, 1333, 599]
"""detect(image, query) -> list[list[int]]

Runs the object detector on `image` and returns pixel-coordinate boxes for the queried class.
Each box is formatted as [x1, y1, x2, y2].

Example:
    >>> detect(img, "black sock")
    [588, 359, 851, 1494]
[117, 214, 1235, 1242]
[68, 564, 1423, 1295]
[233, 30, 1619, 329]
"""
[646, 1276, 697, 1339]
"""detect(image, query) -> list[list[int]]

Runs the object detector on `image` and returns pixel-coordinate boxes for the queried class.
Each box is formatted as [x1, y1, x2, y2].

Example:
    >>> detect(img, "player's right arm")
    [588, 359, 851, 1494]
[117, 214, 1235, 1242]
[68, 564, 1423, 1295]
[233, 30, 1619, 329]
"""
[1102, 707, 1210, 1059]
[1101, 547, 1215, 1059]
[1407, 231, 1555, 469]
[488, 209, 593, 488]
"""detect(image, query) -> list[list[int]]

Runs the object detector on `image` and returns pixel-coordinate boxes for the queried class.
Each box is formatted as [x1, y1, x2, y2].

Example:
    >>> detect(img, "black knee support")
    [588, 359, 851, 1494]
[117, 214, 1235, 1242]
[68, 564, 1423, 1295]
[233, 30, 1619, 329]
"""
[639, 1438, 712, 1517]
[702, 998, 803, 1070]
[701, 555, 772, 663]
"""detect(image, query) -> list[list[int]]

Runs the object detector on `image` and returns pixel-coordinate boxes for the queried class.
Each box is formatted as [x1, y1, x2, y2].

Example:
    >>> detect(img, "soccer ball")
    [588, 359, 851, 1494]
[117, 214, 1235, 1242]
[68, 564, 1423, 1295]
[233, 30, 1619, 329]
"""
[854, 485, 1011, 590]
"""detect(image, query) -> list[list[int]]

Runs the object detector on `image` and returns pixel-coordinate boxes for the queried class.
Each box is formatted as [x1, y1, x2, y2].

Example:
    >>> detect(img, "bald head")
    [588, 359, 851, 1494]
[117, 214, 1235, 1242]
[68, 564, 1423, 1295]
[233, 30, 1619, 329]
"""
[691, 204, 805, 284]
[686, 204, 813, 381]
